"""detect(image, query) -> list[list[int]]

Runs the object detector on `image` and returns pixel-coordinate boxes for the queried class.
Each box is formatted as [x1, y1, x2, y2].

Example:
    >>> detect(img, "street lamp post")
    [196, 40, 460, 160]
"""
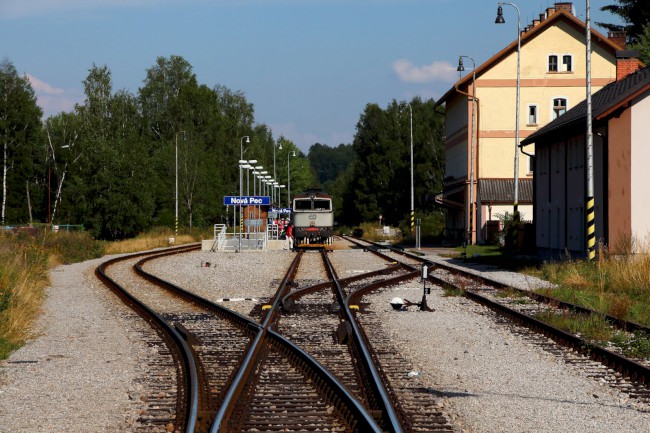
[175, 130, 186, 238]
[239, 136, 250, 252]
[407, 103, 414, 236]
[273, 182, 279, 206]
[496, 2, 521, 221]
[274, 141, 282, 183]
[457, 55, 477, 244]
[287, 151, 296, 206]
[279, 185, 285, 208]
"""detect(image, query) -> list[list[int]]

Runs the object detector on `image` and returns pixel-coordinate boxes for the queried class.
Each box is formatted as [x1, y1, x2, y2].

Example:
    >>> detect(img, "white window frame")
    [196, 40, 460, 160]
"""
[548, 53, 573, 73]
[527, 104, 538, 125]
[551, 97, 569, 120]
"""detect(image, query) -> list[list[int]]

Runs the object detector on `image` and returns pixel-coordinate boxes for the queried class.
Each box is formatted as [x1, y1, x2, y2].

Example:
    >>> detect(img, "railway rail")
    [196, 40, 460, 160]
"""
[101, 244, 436, 432]
[344, 236, 650, 405]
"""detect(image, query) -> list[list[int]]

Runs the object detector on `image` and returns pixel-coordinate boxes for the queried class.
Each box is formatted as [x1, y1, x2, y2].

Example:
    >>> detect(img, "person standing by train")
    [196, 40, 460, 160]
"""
[285, 223, 294, 250]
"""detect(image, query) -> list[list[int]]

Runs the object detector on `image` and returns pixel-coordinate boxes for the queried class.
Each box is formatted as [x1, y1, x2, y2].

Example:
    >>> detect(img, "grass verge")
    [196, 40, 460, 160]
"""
[0, 229, 105, 360]
[0, 226, 208, 360]
[105, 227, 205, 255]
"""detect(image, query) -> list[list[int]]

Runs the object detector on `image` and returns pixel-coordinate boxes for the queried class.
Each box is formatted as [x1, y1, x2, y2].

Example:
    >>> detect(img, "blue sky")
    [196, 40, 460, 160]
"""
[1, 0, 621, 152]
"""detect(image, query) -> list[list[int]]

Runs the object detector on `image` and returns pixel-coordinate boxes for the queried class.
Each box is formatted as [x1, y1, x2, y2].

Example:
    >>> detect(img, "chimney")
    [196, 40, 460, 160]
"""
[616, 50, 640, 80]
[554, 3, 574, 15]
[546, 7, 556, 17]
[533, 18, 540, 27]
[608, 31, 627, 49]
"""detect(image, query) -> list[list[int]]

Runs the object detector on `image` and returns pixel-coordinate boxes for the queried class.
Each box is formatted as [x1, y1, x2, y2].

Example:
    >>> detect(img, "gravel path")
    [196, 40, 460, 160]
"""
[1, 245, 648, 432]
[0, 256, 143, 432]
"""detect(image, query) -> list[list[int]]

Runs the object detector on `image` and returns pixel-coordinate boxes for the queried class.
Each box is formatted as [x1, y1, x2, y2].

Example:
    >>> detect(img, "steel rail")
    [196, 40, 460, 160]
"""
[281, 263, 404, 310]
[95, 245, 201, 433]
[344, 236, 650, 336]
[451, 280, 650, 385]
[209, 252, 383, 433]
[344, 236, 650, 385]
[321, 251, 405, 433]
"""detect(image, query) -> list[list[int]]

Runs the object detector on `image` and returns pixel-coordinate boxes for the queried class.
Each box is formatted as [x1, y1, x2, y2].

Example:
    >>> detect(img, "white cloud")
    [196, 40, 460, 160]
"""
[26, 74, 82, 117]
[392, 59, 457, 83]
[26, 74, 64, 95]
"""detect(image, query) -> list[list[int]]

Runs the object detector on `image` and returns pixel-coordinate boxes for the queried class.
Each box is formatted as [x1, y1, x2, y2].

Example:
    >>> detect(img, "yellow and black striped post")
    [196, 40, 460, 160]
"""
[174, 218, 178, 237]
[586, 196, 595, 260]
[410, 210, 414, 233]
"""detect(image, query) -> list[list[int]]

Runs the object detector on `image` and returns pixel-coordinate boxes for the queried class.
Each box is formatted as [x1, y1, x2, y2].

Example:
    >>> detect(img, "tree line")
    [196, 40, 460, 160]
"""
[1, 54, 448, 240]
[1, 56, 317, 239]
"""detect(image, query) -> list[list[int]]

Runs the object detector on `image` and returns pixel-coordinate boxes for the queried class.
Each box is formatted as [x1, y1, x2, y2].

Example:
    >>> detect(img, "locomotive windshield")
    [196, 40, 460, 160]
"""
[293, 198, 332, 211]
[313, 199, 331, 210]
[294, 199, 312, 211]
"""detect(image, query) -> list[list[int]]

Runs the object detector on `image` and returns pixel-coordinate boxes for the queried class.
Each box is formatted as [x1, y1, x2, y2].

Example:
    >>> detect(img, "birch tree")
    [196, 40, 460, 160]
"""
[0, 59, 42, 225]
[45, 113, 82, 225]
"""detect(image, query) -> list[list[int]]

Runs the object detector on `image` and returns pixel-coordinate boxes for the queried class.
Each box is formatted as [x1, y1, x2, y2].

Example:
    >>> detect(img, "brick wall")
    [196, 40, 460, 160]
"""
[617, 58, 640, 80]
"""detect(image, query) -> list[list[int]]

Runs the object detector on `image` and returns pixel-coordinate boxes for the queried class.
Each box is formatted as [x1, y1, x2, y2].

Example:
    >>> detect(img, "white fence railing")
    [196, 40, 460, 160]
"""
[212, 224, 228, 251]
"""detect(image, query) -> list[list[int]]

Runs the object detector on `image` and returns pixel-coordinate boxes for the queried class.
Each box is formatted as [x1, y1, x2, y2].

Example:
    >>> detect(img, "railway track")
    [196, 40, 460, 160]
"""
[99, 245, 408, 432]
[344, 236, 650, 407]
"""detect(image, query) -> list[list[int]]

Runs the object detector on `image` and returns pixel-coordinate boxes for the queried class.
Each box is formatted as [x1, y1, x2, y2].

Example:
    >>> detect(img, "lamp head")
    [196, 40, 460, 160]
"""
[495, 5, 505, 24]
[243, 135, 250, 143]
[457, 57, 465, 72]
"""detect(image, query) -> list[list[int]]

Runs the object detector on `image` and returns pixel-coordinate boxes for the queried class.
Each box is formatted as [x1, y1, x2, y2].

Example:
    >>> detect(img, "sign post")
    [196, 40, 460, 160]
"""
[420, 263, 434, 311]
[225, 196, 270, 251]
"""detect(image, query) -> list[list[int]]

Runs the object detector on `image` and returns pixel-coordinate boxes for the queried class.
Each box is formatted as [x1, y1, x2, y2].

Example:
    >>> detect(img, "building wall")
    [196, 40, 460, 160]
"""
[444, 97, 469, 180]
[477, 20, 615, 181]
[608, 109, 632, 251]
[630, 89, 650, 246]
[442, 12, 618, 245]
[535, 132, 606, 257]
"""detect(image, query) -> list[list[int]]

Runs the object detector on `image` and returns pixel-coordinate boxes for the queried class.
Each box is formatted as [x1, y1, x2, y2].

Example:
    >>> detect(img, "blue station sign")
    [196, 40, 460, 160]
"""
[271, 207, 292, 214]
[223, 196, 270, 206]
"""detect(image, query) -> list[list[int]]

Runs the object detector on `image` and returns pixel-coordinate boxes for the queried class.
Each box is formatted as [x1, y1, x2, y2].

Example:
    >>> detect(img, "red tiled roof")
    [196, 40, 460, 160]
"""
[436, 10, 621, 106]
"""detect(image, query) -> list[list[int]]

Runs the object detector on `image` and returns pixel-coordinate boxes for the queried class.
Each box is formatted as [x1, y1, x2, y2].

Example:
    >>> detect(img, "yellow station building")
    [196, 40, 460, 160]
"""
[435, 2, 624, 245]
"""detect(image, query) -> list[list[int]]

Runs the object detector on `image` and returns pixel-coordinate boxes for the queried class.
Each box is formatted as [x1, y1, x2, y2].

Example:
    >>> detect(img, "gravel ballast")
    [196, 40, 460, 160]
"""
[0, 246, 648, 432]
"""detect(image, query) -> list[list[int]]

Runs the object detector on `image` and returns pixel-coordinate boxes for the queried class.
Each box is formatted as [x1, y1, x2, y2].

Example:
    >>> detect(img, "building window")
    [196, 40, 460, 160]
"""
[548, 55, 558, 72]
[553, 98, 567, 119]
[527, 104, 538, 125]
[562, 55, 573, 72]
[527, 155, 534, 174]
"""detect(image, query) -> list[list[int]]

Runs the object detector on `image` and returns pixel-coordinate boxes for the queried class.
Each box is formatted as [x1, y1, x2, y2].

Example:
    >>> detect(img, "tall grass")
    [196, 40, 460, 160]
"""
[0, 232, 48, 359]
[105, 227, 204, 254]
[535, 247, 650, 326]
[0, 226, 209, 360]
[0, 230, 105, 359]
